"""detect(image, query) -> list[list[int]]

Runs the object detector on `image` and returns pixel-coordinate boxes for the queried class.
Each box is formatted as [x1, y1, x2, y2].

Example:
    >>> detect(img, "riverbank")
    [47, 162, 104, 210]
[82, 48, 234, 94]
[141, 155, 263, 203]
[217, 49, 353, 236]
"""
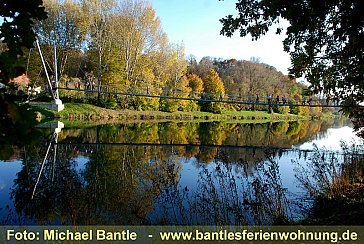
[300, 184, 364, 225]
[30, 102, 321, 124]
[296, 143, 364, 225]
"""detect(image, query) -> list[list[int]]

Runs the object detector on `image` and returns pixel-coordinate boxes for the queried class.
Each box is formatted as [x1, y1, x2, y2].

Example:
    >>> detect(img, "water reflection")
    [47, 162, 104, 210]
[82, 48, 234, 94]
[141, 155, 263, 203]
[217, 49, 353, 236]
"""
[299, 126, 363, 151]
[31, 122, 64, 200]
[149, 155, 291, 225]
[0, 119, 358, 225]
[294, 142, 364, 224]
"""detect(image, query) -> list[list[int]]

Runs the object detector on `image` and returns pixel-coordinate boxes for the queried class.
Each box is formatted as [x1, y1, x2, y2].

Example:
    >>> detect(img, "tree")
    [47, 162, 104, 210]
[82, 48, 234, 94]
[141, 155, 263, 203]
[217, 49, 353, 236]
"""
[196, 56, 214, 80]
[186, 54, 198, 75]
[201, 69, 225, 113]
[81, 0, 116, 102]
[160, 43, 189, 112]
[169, 43, 188, 91]
[151, 33, 174, 86]
[34, 0, 85, 77]
[106, 0, 179, 110]
[0, 0, 47, 83]
[187, 74, 203, 93]
[112, 0, 165, 86]
[204, 69, 225, 96]
[160, 75, 191, 112]
[219, 0, 364, 132]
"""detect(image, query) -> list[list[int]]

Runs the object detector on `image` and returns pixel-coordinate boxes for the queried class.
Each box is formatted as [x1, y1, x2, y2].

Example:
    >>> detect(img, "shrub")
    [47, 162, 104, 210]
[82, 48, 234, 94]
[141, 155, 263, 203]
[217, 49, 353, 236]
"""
[199, 100, 225, 114]
[273, 105, 290, 114]
[101, 98, 118, 109]
[160, 99, 179, 112]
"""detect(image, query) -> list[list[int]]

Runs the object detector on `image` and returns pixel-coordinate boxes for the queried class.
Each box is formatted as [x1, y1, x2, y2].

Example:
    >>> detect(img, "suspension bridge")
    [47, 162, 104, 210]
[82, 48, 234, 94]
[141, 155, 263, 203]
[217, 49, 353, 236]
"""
[31, 84, 340, 109]
[28, 38, 342, 111]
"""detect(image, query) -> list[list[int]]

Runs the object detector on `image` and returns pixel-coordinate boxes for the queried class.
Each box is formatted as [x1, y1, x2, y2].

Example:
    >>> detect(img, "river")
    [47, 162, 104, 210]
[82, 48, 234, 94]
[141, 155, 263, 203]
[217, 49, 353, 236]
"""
[0, 119, 362, 225]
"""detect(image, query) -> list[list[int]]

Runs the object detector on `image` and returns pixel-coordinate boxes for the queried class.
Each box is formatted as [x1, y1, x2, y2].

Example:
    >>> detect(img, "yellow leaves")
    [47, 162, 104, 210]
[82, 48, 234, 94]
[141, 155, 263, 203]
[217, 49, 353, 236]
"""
[204, 69, 225, 95]
[187, 74, 204, 93]
[38, 0, 189, 110]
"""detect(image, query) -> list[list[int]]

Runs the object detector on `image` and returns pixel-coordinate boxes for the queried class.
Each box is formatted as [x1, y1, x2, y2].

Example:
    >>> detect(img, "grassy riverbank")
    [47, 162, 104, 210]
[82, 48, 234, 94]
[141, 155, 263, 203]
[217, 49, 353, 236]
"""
[30, 102, 313, 123]
[300, 185, 364, 225]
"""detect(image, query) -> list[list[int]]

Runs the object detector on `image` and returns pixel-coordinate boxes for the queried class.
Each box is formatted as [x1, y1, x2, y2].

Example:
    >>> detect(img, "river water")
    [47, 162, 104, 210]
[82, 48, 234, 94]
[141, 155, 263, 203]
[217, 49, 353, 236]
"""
[0, 119, 362, 225]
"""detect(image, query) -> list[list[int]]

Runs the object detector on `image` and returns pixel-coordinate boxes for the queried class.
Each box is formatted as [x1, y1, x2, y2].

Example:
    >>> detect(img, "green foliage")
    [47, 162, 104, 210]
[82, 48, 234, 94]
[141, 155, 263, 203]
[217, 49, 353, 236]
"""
[201, 102, 225, 114]
[100, 54, 127, 87]
[289, 85, 302, 96]
[287, 94, 309, 116]
[0, 0, 47, 55]
[160, 98, 179, 112]
[161, 75, 192, 112]
[131, 97, 159, 111]
[273, 105, 290, 115]
[0, 0, 47, 83]
[286, 121, 301, 137]
[341, 95, 364, 138]
[185, 101, 200, 112]
[101, 97, 118, 110]
[219, 0, 363, 132]
[309, 105, 323, 117]
[300, 106, 310, 116]
[289, 104, 300, 116]
[289, 103, 310, 116]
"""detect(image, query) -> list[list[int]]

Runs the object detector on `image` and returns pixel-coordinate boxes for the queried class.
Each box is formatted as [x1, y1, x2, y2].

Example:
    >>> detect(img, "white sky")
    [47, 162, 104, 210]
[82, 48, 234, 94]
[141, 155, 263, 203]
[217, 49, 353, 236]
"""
[150, 0, 292, 74]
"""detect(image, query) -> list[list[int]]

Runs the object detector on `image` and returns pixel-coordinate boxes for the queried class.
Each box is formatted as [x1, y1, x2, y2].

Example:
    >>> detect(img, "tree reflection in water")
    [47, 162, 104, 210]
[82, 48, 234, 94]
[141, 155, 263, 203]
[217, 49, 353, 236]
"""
[4, 120, 347, 225]
[9, 145, 290, 225]
[293, 143, 364, 224]
[149, 151, 290, 225]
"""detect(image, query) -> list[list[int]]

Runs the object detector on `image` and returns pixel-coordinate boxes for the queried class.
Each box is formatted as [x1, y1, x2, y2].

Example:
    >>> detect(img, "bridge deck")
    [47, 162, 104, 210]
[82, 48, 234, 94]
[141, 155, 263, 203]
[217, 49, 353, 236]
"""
[57, 87, 340, 108]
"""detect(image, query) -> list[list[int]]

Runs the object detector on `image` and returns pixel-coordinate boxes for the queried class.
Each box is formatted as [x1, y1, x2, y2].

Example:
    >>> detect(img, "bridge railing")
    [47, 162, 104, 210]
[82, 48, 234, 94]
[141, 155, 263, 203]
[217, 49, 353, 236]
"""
[50, 83, 341, 107]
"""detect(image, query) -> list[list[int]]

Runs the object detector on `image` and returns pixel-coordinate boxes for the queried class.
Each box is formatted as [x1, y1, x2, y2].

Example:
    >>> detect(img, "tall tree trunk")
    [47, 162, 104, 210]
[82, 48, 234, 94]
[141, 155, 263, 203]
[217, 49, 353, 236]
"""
[98, 45, 102, 104]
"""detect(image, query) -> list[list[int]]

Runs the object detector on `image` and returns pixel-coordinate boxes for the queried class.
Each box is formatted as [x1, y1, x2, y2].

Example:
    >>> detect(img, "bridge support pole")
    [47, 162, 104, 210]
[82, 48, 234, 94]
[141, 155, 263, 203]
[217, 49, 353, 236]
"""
[52, 43, 64, 112]
[52, 42, 64, 112]
[51, 99, 64, 112]
[35, 38, 64, 112]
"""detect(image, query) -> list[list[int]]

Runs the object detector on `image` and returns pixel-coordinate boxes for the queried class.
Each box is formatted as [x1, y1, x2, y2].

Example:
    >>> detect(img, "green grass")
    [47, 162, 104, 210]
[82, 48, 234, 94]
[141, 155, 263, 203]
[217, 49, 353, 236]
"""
[224, 110, 271, 116]
[31, 102, 311, 124]
[321, 111, 337, 118]
[58, 103, 106, 116]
